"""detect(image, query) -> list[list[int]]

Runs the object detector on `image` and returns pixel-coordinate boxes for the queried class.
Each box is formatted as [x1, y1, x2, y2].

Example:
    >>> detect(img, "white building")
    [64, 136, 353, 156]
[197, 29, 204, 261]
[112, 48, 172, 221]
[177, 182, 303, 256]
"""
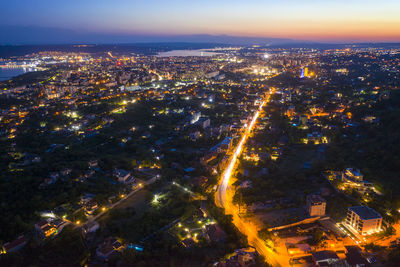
[346, 206, 382, 235]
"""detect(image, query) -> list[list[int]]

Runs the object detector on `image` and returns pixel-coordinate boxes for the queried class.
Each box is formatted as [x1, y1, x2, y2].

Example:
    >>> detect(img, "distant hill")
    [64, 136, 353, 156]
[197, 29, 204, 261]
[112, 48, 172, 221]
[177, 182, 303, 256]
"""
[0, 43, 228, 58]
[0, 25, 295, 46]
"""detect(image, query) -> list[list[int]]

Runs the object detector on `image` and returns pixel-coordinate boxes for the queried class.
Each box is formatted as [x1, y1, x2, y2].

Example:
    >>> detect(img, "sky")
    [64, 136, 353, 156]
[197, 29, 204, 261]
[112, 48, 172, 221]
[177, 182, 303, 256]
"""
[1, 0, 400, 43]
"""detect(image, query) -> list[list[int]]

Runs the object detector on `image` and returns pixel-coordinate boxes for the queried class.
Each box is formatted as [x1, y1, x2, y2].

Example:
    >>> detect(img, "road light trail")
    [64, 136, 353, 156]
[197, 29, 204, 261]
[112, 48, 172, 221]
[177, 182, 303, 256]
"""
[216, 94, 268, 207]
[215, 89, 286, 267]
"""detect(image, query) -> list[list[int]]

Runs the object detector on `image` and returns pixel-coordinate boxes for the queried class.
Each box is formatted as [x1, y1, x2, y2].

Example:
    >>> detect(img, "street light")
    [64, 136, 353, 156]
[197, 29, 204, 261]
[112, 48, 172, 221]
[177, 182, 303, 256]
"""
[153, 194, 159, 204]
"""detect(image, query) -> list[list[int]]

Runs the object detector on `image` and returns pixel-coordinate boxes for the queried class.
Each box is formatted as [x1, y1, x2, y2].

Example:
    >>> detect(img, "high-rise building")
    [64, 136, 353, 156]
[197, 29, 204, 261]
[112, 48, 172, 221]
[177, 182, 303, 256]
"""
[300, 67, 309, 78]
[304, 67, 309, 77]
[306, 194, 326, 217]
[346, 206, 382, 235]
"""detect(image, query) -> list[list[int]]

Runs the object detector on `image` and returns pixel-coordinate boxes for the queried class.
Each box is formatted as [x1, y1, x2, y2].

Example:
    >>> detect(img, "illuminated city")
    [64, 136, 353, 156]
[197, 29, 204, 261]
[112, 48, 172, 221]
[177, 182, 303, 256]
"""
[1, 1, 400, 266]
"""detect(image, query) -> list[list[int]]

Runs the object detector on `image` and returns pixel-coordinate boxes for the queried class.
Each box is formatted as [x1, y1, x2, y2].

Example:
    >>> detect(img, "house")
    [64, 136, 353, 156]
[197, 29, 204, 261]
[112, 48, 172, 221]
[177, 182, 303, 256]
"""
[240, 180, 252, 189]
[83, 220, 100, 235]
[2, 236, 28, 253]
[88, 160, 99, 169]
[35, 220, 57, 238]
[191, 176, 209, 188]
[305, 132, 328, 144]
[83, 200, 99, 215]
[299, 114, 308, 125]
[286, 243, 311, 256]
[312, 250, 340, 266]
[197, 117, 210, 129]
[210, 137, 233, 153]
[220, 136, 232, 151]
[205, 224, 227, 242]
[190, 111, 201, 124]
[345, 246, 370, 267]
[215, 248, 257, 267]
[80, 193, 94, 204]
[96, 237, 125, 260]
[113, 169, 135, 184]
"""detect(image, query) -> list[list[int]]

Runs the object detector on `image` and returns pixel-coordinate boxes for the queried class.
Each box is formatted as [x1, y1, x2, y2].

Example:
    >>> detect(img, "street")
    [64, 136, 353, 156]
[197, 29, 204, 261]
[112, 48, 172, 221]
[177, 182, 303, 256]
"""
[215, 89, 288, 267]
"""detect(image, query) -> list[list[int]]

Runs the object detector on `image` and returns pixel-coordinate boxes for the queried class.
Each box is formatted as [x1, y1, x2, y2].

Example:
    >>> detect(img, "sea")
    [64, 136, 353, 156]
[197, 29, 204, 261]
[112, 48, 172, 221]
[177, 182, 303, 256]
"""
[0, 68, 33, 82]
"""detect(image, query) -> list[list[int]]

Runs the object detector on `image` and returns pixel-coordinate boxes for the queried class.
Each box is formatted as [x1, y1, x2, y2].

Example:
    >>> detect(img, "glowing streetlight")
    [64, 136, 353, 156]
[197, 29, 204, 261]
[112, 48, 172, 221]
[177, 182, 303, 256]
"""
[153, 194, 160, 204]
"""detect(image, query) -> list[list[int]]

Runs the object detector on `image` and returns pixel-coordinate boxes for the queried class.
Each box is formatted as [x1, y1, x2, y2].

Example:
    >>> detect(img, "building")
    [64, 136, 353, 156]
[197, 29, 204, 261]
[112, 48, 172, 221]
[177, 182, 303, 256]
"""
[344, 246, 370, 267]
[35, 220, 57, 238]
[88, 159, 99, 169]
[341, 168, 373, 193]
[312, 250, 340, 266]
[96, 237, 124, 260]
[345, 206, 382, 235]
[83, 220, 100, 235]
[306, 194, 326, 217]
[205, 71, 219, 79]
[300, 67, 309, 78]
[220, 136, 233, 151]
[305, 132, 328, 144]
[2, 236, 28, 254]
[342, 168, 364, 182]
[197, 117, 210, 129]
[299, 114, 308, 125]
[190, 111, 201, 124]
[113, 169, 135, 184]
[215, 247, 257, 267]
[205, 224, 227, 243]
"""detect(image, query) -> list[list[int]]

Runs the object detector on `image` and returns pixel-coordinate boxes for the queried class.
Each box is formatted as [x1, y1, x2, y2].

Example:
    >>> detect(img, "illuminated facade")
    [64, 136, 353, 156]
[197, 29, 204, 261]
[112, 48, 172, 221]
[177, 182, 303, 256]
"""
[345, 206, 382, 235]
[300, 67, 309, 78]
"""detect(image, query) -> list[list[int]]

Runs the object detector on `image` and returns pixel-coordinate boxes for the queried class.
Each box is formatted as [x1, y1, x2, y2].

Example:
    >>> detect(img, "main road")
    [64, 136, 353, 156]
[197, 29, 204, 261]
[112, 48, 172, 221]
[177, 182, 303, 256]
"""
[215, 89, 288, 267]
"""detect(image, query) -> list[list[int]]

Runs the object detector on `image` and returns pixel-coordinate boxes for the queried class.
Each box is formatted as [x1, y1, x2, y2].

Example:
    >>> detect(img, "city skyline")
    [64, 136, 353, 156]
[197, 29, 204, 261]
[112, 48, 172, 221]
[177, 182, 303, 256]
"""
[2, 0, 400, 44]
[1, 1, 400, 266]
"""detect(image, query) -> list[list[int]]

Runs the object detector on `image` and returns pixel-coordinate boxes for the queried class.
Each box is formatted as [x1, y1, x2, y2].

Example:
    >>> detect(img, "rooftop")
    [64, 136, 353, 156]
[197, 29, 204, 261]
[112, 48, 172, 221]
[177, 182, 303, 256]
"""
[307, 194, 326, 204]
[312, 250, 339, 262]
[349, 206, 382, 220]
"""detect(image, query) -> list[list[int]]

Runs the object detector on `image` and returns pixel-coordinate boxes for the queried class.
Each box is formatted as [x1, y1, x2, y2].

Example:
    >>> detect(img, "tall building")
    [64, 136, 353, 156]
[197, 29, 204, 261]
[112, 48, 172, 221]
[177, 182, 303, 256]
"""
[306, 194, 326, 217]
[300, 67, 309, 78]
[346, 206, 382, 235]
